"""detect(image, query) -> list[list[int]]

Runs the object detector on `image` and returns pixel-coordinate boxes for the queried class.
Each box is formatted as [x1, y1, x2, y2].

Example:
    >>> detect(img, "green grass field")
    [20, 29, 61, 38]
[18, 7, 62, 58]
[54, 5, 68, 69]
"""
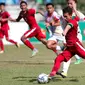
[0, 43, 85, 85]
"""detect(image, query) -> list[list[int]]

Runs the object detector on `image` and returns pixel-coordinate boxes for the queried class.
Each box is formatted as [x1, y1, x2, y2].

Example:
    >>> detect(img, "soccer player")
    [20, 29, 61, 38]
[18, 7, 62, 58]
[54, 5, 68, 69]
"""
[0, 3, 20, 53]
[49, 6, 85, 79]
[57, 0, 85, 78]
[9, 1, 47, 57]
[38, 3, 64, 55]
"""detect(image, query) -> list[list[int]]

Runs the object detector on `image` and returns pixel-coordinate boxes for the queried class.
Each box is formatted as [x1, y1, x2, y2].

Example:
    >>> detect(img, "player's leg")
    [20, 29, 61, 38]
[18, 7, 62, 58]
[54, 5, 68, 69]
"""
[0, 38, 4, 53]
[5, 30, 20, 48]
[0, 30, 4, 53]
[75, 42, 85, 59]
[21, 28, 38, 57]
[35, 29, 47, 45]
[74, 32, 83, 64]
[49, 49, 74, 78]
[49, 54, 65, 78]
[46, 35, 59, 54]
[57, 59, 71, 78]
[74, 54, 82, 64]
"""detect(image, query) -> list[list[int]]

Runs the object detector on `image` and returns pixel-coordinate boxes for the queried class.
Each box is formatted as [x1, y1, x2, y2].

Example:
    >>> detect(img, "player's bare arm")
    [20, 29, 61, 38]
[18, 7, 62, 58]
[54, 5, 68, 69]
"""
[0, 17, 9, 22]
[0, 17, 16, 22]
[72, 1, 80, 18]
[37, 10, 44, 16]
[62, 25, 71, 36]
[9, 13, 22, 22]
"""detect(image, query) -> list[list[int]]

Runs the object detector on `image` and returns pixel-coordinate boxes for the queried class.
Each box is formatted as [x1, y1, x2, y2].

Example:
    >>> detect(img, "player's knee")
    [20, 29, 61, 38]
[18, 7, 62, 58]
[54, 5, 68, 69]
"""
[21, 36, 25, 42]
[6, 37, 9, 41]
[46, 43, 52, 49]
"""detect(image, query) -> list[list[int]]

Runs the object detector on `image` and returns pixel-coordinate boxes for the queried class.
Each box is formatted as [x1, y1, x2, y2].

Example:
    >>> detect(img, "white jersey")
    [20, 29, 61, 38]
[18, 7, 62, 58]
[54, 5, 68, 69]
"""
[73, 11, 85, 33]
[44, 11, 63, 35]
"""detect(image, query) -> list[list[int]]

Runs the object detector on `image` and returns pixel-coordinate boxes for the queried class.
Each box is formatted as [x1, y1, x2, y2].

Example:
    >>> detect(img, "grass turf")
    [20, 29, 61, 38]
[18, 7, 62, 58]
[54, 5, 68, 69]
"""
[0, 44, 85, 85]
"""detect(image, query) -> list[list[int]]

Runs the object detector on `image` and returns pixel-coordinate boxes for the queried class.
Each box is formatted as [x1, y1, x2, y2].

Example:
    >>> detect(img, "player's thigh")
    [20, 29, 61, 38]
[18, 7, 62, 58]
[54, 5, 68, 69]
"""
[35, 31, 46, 41]
[75, 42, 85, 59]
[47, 40, 57, 46]
[23, 28, 37, 38]
[0, 30, 4, 39]
[4, 30, 9, 39]
[61, 49, 74, 62]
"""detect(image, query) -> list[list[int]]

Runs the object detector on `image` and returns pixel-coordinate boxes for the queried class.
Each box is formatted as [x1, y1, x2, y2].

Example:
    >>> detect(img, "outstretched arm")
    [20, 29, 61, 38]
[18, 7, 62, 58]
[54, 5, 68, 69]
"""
[72, 1, 80, 18]
[36, 10, 44, 16]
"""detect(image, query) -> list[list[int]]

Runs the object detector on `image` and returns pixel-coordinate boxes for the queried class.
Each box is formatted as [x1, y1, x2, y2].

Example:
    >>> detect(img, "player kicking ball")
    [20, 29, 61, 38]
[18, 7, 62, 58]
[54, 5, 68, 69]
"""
[48, 6, 85, 79]
[0, 3, 20, 53]
[57, 0, 85, 78]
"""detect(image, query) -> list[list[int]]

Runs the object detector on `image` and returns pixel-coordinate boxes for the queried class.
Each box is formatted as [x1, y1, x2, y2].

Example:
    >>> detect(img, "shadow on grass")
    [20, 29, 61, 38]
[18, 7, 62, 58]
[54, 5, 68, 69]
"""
[69, 79, 79, 82]
[12, 76, 37, 82]
[12, 75, 85, 82]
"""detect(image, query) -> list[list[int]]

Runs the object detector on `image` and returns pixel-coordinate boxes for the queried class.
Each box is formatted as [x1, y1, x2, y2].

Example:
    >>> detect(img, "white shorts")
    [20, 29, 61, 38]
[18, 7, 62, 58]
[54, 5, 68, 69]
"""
[48, 33, 65, 42]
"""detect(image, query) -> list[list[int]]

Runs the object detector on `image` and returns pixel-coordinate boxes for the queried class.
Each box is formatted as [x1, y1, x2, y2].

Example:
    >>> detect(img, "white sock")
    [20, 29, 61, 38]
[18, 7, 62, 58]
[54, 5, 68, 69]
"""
[56, 45, 61, 51]
[75, 55, 81, 60]
[56, 45, 62, 55]
[62, 59, 71, 73]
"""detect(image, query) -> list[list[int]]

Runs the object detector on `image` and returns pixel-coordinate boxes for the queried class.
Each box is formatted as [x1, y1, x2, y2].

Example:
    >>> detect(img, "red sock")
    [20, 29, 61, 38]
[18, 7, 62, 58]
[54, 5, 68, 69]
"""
[53, 49, 57, 53]
[0, 40, 4, 51]
[24, 40, 34, 50]
[8, 39, 17, 44]
[50, 55, 64, 76]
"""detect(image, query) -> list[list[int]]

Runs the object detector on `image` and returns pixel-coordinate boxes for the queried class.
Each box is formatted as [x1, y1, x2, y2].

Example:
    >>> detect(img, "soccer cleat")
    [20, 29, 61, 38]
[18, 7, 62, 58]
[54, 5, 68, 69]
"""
[74, 58, 82, 64]
[31, 48, 38, 57]
[56, 71, 67, 78]
[15, 43, 20, 48]
[0, 50, 4, 54]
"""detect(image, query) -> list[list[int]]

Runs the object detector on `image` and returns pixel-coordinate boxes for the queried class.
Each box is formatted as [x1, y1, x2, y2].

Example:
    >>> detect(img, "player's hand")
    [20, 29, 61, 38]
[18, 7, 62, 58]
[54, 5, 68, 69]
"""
[45, 22, 50, 27]
[50, 20, 55, 26]
[72, 1, 77, 11]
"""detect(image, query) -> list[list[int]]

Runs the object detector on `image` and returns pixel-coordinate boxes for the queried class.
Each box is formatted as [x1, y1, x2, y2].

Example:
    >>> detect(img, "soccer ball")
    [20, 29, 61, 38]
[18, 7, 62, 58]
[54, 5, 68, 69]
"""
[37, 73, 48, 84]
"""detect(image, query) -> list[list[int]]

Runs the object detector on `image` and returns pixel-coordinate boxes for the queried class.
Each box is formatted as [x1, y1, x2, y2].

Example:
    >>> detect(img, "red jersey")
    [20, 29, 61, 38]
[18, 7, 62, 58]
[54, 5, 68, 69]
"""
[16, 9, 40, 30]
[66, 17, 80, 46]
[0, 11, 10, 30]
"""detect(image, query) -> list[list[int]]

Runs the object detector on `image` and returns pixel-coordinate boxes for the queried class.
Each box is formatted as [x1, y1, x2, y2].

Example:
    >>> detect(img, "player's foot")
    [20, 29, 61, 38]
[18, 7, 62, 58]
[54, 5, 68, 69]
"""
[48, 75, 54, 80]
[74, 58, 82, 64]
[56, 71, 67, 78]
[31, 48, 38, 57]
[0, 50, 4, 54]
[15, 43, 20, 48]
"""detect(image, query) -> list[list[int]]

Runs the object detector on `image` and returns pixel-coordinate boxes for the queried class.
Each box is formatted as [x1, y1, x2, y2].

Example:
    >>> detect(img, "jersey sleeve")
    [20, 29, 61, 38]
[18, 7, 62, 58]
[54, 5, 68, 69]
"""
[74, 16, 80, 21]
[16, 12, 22, 22]
[30, 9, 36, 15]
[68, 19, 77, 28]
[53, 12, 59, 21]
[68, 20, 74, 28]
[6, 11, 10, 18]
